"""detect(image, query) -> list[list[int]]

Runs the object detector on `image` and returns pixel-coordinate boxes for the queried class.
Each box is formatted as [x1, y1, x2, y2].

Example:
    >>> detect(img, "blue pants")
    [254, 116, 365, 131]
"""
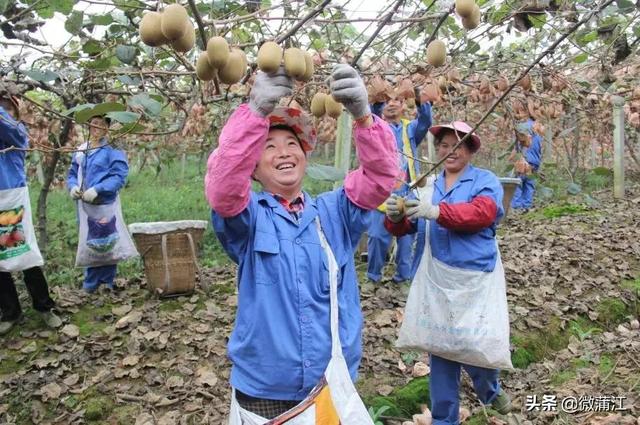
[84, 265, 117, 292]
[511, 175, 535, 209]
[367, 211, 415, 282]
[430, 355, 501, 424]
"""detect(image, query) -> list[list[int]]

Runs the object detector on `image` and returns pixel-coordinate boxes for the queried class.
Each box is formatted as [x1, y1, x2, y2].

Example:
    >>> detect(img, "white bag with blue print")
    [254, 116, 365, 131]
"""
[395, 180, 513, 370]
[0, 186, 44, 272]
[74, 147, 138, 267]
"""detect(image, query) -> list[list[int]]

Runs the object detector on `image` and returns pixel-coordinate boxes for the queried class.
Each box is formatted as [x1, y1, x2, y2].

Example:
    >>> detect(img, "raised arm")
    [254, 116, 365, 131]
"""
[204, 105, 269, 217]
[329, 64, 400, 210]
[344, 117, 399, 209]
[409, 101, 432, 147]
[205, 66, 293, 218]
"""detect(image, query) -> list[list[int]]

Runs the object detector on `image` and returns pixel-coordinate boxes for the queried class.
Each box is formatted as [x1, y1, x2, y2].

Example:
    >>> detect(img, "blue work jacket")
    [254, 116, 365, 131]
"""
[67, 139, 129, 204]
[0, 107, 29, 190]
[517, 119, 542, 171]
[372, 102, 432, 197]
[411, 165, 504, 275]
[211, 188, 369, 400]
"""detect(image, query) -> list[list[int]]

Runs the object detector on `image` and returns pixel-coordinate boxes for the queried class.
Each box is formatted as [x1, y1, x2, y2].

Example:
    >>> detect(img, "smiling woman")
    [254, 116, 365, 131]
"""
[203, 64, 399, 422]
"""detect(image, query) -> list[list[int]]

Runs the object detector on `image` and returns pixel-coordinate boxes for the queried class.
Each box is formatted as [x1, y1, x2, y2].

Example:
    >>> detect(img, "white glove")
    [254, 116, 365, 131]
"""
[249, 66, 293, 117]
[69, 186, 82, 200]
[385, 195, 405, 223]
[329, 64, 370, 119]
[405, 197, 439, 221]
[82, 187, 98, 203]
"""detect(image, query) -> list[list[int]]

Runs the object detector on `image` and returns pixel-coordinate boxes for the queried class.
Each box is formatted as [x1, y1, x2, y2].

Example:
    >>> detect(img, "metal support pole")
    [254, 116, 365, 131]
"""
[612, 96, 625, 199]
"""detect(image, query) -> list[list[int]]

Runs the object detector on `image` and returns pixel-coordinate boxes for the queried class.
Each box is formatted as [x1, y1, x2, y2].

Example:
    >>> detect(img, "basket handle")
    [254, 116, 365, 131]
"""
[185, 232, 200, 283]
[161, 233, 170, 295]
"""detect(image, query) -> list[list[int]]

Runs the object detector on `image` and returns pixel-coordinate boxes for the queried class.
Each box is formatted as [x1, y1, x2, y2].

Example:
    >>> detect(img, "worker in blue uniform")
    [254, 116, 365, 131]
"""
[67, 115, 129, 293]
[511, 119, 542, 210]
[367, 90, 432, 283]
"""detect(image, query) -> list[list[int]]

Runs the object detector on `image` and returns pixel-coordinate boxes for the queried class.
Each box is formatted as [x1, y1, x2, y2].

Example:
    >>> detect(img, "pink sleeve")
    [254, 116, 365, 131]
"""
[344, 115, 401, 209]
[204, 104, 269, 217]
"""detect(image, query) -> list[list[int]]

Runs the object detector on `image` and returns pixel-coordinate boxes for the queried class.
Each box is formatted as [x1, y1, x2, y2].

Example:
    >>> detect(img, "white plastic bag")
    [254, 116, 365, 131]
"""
[396, 180, 512, 370]
[0, 186, 44, 272]
[75, 196, 138, 267]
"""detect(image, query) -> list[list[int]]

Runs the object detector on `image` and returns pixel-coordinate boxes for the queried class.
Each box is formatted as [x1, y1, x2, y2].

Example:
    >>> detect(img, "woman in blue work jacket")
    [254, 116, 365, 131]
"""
[67, 116, 129, 293]
[384, 121, 512, 424]
[206, 65, 399, 419]
[367, 90, 432, 283]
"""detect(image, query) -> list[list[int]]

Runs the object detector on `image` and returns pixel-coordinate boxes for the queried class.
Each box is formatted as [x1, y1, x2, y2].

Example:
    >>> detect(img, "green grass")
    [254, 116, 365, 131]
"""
[70, 303, 112, 337]
[365, 377, 430, 418]
[540, 203, 590, 219]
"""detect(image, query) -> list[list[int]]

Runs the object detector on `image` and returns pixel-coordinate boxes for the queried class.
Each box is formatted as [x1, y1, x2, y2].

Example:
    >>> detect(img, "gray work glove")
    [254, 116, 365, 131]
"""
[385, 195, 405, 223]
[405, 198, 440, 221]
[69, 186, 82, 200]
[329, 64, 370, 119]
[249, 66, 293, 117]
[82, 187, 98, 203]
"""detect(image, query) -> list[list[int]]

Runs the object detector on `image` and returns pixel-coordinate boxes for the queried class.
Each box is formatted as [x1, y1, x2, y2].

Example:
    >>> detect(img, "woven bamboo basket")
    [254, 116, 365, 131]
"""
[129, 221, 208, 297]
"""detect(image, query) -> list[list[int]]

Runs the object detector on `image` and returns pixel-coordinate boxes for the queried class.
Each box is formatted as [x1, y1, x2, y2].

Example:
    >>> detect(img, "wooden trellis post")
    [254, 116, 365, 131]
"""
[612, 96, 625, 199]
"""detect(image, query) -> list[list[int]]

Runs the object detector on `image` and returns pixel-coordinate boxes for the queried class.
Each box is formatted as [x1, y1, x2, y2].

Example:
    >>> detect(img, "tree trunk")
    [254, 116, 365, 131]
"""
[36, 118, 73, 254]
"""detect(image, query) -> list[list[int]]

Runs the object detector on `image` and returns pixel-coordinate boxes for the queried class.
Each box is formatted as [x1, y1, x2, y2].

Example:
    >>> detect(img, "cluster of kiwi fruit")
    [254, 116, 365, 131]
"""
[139, 4, 195, 53]
[196, 36, 247, 84]
[257, 42, 314, 81]
[455, 0, 481, 30]
[309, 93, 343, 119]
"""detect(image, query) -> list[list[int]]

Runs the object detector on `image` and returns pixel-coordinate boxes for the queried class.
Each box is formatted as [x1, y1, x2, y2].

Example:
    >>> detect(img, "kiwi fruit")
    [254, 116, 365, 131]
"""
[139, 12, 167, 47]
[301, 52, 314, 81]
[283, 48, 306, 79]
[426, 40, 446, 67]
[325, 96, 343, 119]
[196, 52, 216, 81]
[455, 0, 476, 18]
[218, 49, 247, 84]
[310, 93, 327, 117]
[462, 5, 481, 29]
[170, 20, 195, 52]
[207, 36, 230, 69]
[161, 3, 189, 41]
[257, 41, 282, 74]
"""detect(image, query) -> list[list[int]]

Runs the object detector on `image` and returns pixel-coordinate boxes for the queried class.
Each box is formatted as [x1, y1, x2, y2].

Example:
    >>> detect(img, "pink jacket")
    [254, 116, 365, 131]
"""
[205, 104, 399, 217]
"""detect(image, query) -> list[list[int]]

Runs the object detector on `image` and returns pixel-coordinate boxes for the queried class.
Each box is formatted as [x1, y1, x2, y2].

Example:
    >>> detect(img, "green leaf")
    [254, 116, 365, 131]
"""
[50, 0, 74, 14]
[465, 40, 481, 54]
[73, 102, 127, 123]
[64, 11, 84, 35]
[116, 76, 141, 86]
[82, 40, 103, 55]
[306, 163, 346, 181]
[106, 111, 141, 124]
[573, 52, 588, 63]
[0, 0, 8, 14]
[127, 93, 162, 116]
[112, 122, 146, 136]
[90, 14, 114, 26]
[616, 0, 635, 13]
[64, 103, 94, 116]
[528, 13, 546, 29]
[23, 69, 59, 82]
[634, 23, 640, 38]
[115, 45, 138, 64]
[85, 57, 115, 70]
